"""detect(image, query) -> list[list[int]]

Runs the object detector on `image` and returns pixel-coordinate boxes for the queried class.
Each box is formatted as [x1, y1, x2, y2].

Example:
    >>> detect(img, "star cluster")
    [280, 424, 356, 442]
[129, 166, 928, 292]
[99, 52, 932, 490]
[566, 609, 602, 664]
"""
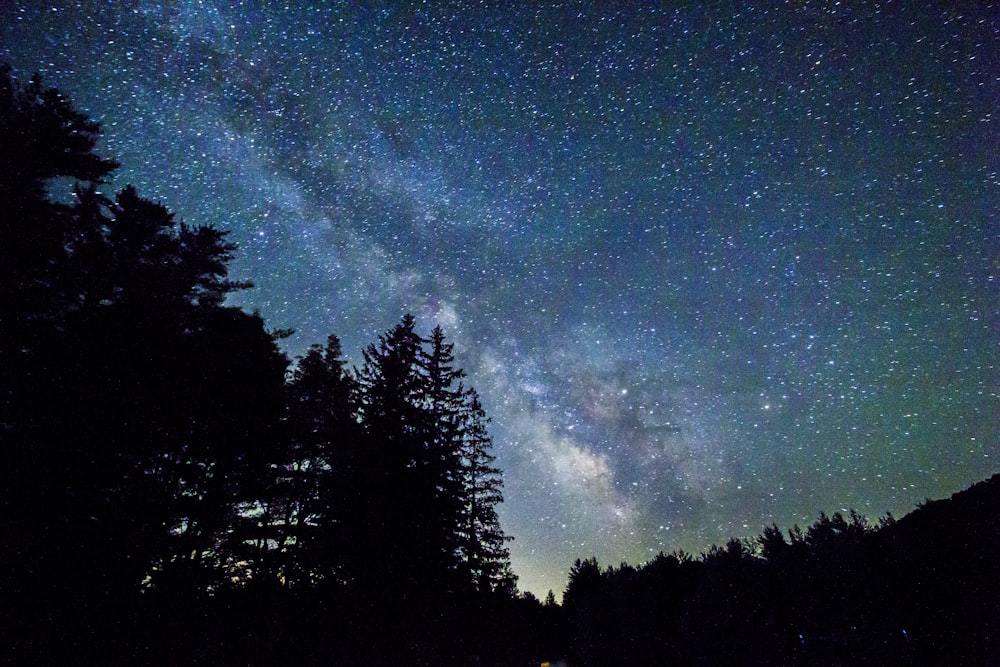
[3, 2, 997, 598]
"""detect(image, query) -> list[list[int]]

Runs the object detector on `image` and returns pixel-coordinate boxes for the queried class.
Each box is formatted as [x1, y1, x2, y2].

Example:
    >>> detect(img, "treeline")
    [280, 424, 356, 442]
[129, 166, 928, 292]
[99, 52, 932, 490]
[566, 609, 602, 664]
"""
[0, 66, 560, 664]
[561, 474, 1000, 666]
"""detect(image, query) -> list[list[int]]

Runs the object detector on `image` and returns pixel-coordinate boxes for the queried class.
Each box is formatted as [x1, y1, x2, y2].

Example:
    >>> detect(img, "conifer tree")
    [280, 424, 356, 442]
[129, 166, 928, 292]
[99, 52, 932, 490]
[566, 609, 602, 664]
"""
[353, 315, 431, 593]
[0, 65, 118, 339]
[459, 388, 516, 593]
[351, 317, 516, 597]
[419, 325, 470, 590]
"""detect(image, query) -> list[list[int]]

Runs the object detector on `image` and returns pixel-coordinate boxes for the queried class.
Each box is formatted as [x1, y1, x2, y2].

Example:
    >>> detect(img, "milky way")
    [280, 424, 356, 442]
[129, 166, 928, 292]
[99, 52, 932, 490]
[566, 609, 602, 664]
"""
[4, 2, 997, 598]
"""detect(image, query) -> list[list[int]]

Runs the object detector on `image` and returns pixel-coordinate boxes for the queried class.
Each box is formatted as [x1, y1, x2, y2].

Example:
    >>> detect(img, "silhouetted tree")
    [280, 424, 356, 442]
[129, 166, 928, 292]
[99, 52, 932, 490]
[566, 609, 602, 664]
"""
[0, 67, 288, 661]
[350, 317, 517, 603]
[0, 66, 118, 350]
[264, 334, 358, 588]
[353, 314, 435, 602]
[459, 388, 516, 594]
[141, 307, 288, 595]
[418, 325, 470, 593]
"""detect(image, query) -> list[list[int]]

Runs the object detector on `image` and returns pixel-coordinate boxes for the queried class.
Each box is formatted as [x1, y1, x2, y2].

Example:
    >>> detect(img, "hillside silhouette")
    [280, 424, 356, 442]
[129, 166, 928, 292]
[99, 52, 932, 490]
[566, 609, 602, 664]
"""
[561, 474, 1000, 666]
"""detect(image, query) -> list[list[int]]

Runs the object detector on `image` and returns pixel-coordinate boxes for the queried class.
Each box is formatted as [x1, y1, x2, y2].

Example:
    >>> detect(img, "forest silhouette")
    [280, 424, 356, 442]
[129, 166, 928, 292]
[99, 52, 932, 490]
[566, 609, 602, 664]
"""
[1, 67, 997, 665]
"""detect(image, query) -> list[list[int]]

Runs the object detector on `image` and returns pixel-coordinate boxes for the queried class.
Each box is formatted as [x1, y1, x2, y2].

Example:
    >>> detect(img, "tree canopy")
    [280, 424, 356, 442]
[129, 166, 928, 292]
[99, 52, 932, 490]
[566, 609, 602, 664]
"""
[0, 66, 525, 664]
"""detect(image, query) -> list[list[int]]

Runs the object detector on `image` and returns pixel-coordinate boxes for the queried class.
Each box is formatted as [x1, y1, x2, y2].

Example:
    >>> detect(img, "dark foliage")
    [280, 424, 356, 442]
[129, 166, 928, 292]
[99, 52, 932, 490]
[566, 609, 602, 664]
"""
[561, 475, 1000, 666]
[0, 68, 541, 665]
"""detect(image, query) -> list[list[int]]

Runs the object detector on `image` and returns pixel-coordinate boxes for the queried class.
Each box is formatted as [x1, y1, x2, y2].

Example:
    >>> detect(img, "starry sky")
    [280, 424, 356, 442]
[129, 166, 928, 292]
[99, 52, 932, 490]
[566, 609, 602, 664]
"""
[3, 2, 997, 599]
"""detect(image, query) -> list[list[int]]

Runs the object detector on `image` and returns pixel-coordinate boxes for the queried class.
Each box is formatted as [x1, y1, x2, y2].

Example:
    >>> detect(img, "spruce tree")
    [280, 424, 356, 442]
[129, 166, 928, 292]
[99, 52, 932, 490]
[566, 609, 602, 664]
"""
[354, 315, 431, 595]
[419, 325, 470, 591]
[459, 388, 516, 594]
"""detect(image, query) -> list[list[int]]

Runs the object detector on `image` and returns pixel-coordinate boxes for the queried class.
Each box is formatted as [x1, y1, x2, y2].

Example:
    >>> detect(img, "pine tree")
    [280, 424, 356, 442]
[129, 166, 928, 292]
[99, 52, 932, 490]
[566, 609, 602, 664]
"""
[144, 308, 288, 594]
[353, 315, 431, 594]
[0, 67, 119, 438]
[419, 325, 470, 591]
[351, 318, 516, 597]
[459, 389, 516, 594]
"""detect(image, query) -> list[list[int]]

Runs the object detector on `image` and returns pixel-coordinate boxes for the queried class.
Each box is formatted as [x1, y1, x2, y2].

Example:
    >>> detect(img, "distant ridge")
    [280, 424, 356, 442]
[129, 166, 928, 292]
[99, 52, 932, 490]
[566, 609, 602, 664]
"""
[559, 473, 1000, 665]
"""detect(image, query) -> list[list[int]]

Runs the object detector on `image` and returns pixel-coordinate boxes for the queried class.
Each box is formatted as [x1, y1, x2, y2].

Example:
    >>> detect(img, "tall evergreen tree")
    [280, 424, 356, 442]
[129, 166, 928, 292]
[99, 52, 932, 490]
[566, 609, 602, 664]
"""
[459, 389, 516, 594]
[419, 325, 470, 591]
[351, 317, 515, 597]
[353, 314, 431, 595]
[141, 307, 288, 594]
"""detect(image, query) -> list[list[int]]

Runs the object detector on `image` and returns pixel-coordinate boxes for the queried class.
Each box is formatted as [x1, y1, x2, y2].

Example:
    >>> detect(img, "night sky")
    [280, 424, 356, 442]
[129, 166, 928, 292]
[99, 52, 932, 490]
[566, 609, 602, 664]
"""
[3, 2, 997, 599]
